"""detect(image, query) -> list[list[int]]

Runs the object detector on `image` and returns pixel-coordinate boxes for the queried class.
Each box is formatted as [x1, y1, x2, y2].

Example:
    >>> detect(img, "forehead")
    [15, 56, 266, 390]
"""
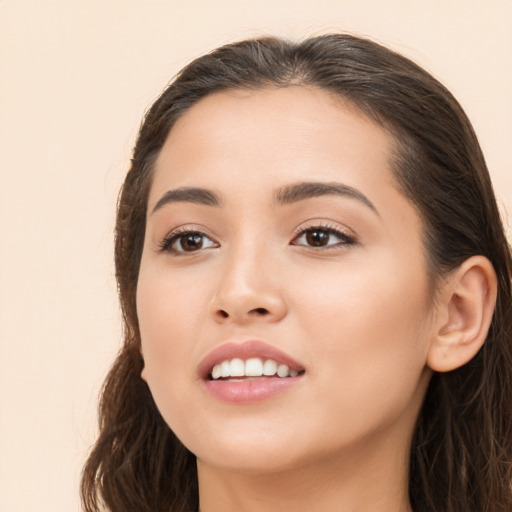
[151, 86, 397, 202]
[147, 86, 427, 278]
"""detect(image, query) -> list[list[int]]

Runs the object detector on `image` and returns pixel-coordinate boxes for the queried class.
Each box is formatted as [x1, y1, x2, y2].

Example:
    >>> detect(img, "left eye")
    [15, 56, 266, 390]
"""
[292, 227, 354, 248]
[163, 231, 218, 253]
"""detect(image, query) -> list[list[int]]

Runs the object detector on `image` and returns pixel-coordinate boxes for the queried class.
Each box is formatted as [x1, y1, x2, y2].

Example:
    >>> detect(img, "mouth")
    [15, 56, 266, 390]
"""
[209, 357, 306, 380]
[199, 340, 306, 403]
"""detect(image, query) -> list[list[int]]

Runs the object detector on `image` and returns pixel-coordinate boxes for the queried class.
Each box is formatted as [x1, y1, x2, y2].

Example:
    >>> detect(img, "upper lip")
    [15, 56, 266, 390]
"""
[198, 339, 305, 379]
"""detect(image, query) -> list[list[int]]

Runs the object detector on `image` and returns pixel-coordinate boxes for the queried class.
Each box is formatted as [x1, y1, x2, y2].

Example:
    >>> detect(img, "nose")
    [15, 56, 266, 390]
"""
[208, 248, 288, 325]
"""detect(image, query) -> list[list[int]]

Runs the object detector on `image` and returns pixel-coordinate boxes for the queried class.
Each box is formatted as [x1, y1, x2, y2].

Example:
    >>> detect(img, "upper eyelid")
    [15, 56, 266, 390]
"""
[295, 226, 350, 238]
[293, 220, 355, 238]
[162, 223, 352, 239]
[163, 224, 216, 239]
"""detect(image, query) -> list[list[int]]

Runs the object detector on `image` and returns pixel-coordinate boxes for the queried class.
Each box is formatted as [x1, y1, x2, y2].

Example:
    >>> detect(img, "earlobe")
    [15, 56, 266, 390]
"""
[427, 256, 497, 373]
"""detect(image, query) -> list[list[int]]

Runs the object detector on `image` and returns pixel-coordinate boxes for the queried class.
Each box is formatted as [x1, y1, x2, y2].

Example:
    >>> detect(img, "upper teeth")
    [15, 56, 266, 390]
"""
[210, 358, 300, 380]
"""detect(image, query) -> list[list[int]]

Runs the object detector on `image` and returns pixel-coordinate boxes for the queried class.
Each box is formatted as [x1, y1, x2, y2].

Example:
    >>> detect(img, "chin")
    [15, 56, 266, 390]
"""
[196, 447, 308, 476]
[179, 420, 312, 475]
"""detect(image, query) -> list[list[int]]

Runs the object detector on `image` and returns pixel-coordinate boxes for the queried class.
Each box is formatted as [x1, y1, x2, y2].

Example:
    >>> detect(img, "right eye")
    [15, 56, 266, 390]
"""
[160, 231, 218, 254]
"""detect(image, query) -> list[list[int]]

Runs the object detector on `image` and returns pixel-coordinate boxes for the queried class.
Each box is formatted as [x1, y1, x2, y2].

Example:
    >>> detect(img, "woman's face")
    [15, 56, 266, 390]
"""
[137, 87, 436, 474]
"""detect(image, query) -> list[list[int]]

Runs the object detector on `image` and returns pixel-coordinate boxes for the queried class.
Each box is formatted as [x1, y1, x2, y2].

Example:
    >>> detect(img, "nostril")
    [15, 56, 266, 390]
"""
[212, 306, 273, 321]
[252, 307, 269, 315]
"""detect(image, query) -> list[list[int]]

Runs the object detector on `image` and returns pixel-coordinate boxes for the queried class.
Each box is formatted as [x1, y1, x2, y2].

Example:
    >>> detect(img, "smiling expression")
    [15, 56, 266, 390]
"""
[136, 86, 436, 473]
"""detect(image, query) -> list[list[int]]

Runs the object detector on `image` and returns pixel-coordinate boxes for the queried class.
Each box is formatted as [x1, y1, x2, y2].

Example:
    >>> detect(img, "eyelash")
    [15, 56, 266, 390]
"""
[291, 223, 357, 250]
[158, 223, 357, 254]
[158, 226, 218, 254]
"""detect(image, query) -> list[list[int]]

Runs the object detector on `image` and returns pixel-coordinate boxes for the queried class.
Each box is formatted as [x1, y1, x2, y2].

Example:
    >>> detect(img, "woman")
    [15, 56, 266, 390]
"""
[81, 34, 512, 512]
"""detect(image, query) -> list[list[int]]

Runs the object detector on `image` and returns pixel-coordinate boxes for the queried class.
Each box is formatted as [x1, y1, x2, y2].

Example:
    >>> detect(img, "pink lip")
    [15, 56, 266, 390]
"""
[204, 377, 302, 404]
[198, 340, 305, 404]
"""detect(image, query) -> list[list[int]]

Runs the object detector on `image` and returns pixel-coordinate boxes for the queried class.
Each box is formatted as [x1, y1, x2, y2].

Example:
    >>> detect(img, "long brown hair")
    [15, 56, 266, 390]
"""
[81, 34, 512, 512]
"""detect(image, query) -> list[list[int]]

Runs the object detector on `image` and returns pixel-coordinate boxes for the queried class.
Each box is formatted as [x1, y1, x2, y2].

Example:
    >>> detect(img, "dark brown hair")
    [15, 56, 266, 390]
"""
[81, 34, 512, 512]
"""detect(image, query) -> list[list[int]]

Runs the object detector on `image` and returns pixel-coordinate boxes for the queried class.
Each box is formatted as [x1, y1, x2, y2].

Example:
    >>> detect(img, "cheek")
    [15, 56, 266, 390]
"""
[137, 259, 213, 336]
[136, 263, 211, 386]
[290, 254, 432, 405]
[292, 253, 430, 333]
[136, 269, 206, 433]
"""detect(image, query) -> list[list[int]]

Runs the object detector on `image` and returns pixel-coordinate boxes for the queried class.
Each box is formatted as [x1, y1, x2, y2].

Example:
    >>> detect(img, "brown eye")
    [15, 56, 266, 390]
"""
[292, 227, 356, 249]
[162, 231, 218, 253]
[179, 233, 204, 251]
[305, 229, 330, 247]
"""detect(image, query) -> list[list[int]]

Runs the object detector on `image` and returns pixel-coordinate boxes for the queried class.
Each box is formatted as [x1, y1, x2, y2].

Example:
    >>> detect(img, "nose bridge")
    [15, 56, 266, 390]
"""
[210, 234, 286, 323]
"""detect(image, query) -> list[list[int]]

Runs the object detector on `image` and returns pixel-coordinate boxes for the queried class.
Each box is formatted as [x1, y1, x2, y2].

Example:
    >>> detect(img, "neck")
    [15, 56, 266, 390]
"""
[197, 435, 413, 512]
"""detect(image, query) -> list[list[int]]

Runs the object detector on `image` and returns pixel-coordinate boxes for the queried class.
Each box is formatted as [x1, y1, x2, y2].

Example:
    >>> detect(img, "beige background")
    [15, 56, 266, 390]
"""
[1, 1, 510, 510]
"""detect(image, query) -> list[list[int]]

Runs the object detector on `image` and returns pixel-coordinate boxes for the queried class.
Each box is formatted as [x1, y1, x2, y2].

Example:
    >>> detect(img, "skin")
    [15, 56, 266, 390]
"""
[137, 86, 441, 512]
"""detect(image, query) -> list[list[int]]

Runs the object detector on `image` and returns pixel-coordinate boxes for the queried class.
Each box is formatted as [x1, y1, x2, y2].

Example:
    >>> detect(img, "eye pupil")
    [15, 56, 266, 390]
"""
[181, 234, 203, 251]
[306, 230, 329, 247]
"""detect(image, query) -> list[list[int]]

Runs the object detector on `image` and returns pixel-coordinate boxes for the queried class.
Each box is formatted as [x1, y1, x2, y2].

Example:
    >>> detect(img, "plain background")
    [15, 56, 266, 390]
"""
[1, 1, 511, 510]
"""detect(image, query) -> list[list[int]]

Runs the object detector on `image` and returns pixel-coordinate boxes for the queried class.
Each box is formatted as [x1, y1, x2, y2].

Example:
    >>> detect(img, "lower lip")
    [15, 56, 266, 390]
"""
[203, 376, 302, 404]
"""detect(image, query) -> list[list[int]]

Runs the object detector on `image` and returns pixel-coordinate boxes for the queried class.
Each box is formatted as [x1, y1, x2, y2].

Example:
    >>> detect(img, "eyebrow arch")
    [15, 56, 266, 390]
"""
[273, 181, 378, 214]
[151, 187, 221, 214]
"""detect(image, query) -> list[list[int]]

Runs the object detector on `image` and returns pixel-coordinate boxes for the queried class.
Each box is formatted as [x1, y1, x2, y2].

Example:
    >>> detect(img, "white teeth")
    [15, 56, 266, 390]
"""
[229, 358, 245, 377]
[220, 360, 230, 378]
[262, 359, 278, 376]
[211, 365, 222, 380]
[245, 358, 263, 376]
[210, 358, 301, 380]
[277, 364, 290, 378]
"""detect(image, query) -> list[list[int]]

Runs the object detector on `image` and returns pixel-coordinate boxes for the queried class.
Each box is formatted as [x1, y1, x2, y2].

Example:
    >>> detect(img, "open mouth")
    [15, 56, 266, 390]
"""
[201, 342, 306, 403]
[209, 357, 306, 381]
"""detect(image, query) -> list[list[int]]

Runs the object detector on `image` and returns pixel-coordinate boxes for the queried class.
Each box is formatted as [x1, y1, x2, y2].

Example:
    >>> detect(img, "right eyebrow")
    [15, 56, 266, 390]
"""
[150, 187, 221, 215]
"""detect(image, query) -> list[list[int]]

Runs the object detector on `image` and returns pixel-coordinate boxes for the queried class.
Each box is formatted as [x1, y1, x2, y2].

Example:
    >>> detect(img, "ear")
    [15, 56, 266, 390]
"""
[427, 255, 497, 373]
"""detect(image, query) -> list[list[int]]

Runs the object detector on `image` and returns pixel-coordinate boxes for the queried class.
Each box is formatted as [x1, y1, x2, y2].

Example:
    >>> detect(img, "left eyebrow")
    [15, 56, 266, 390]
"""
[273, 181, 379, 214]
[150, 187, 222, 215]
